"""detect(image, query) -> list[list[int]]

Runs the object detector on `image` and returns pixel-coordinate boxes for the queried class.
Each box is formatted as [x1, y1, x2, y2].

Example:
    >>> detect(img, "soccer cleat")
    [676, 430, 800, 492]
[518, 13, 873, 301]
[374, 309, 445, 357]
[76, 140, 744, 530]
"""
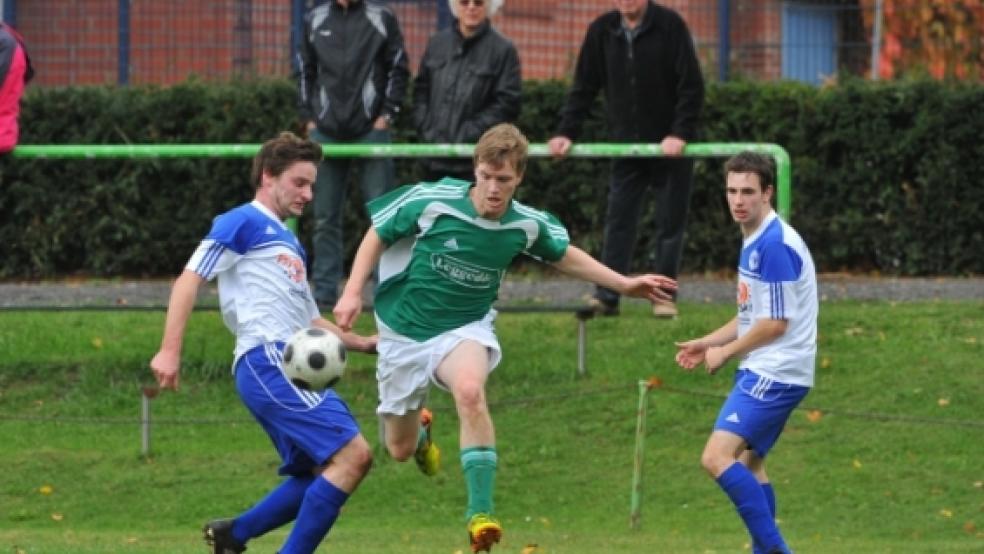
[203, 518, 247, 554]
[582, 297, 619, 317]
[414, 407, 440, 476]
[467, 513, 503, 553]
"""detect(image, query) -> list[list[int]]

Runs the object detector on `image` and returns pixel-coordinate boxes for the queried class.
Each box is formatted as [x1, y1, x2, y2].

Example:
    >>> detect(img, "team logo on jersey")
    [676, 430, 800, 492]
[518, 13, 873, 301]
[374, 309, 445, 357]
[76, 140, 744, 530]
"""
[276, 254, 306, 283]
[431, 253, 503, 289]
[737, 281, 750, 305]
[749, 250, 760, 271]
[265, 225, 277, 235]
[443, 237, 460, 250]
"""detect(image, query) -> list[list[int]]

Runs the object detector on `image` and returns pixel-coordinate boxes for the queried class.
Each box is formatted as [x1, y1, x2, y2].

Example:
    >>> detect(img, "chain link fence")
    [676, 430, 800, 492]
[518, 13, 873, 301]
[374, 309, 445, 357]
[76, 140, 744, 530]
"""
[8, 0, 897, 87]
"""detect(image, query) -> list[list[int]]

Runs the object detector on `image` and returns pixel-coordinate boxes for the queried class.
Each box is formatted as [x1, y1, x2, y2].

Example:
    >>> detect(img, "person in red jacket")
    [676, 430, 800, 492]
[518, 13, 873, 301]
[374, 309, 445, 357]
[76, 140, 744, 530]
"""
[0, 22, 33, 153]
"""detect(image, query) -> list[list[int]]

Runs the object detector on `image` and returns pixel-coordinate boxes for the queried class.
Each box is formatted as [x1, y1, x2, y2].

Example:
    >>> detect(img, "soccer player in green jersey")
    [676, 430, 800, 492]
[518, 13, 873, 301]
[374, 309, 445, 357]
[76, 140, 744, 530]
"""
[334, 123, 675, 553]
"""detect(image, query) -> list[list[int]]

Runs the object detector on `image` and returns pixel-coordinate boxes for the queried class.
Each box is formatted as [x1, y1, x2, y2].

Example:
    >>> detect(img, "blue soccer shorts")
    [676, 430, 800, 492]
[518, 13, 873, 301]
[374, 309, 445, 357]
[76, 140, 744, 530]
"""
[235, 342, 361, 476]
[714, 369, 810, 458]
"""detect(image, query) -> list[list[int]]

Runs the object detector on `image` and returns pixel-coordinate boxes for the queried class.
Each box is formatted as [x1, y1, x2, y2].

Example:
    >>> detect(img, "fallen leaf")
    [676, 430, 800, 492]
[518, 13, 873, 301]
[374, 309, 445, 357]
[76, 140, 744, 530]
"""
[964, 521, 977, 534]
[806, 410, 823, 423]
[39, 485, 53, 495]
[820, 357, 831, 369]
[940, 509, 953, 518]
[938, 398, 950, 407]
[963, 337, 977, 344]
[845, 327, 864, 336]
[51, 513, 64, 522]
[91, 337, 104, 349]
[126, 537, 139, 544]
[522, 544, 540, 554]
[974, 481, 983, 489]
[539, 517, 551, 527]
[647, 376, 663, 389]
[852, 459, 863, 469]
[878, 331, 886, 341]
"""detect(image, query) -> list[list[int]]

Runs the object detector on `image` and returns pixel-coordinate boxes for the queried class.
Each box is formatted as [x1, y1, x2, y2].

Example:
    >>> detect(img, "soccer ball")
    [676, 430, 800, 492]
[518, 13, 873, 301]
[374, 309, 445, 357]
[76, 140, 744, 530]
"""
[282, 327, 346, 391]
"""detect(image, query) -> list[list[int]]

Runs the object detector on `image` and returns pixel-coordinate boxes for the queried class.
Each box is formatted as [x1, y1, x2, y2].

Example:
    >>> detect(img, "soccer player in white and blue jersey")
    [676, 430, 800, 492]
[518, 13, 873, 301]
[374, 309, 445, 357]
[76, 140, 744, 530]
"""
[675, 152, 817, 554]
[333, 123, 677, 553]
[150, 132, 377, 554]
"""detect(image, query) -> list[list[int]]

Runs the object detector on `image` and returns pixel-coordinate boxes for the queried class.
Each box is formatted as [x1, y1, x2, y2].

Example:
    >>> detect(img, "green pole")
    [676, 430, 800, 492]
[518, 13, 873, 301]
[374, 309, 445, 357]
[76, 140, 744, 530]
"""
[11, 142, 793, 218]
[630, 379, 649, 530]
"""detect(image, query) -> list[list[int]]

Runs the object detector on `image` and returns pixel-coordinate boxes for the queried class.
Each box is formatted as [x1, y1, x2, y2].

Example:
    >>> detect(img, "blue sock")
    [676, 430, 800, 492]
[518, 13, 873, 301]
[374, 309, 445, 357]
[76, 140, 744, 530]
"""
[762, 482, 776, 518]
[717, 463, 788, 554]
[279, 476, 349, 554]
[231, 475, 314, 544]
[752, 482, 777, 554]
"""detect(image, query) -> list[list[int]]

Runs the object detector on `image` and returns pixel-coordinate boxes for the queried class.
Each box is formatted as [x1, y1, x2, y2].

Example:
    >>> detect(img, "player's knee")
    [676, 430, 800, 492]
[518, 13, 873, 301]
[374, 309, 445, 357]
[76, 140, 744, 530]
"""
[700, 448, 730, 477]
[452, 380, 487, 413]
[386, 439, 415, 462]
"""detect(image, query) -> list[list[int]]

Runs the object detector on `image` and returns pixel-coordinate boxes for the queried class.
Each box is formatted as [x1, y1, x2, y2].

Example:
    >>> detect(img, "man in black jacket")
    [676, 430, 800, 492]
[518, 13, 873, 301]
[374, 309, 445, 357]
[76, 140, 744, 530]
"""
[412, 0, 521, 182]
[548, 0, 704, 319]
[296, 0, 409, 310]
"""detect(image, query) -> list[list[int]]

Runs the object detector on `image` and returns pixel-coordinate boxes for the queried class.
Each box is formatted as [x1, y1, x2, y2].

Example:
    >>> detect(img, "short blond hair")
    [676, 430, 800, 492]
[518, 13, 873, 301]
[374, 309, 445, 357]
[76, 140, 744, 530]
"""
[474, 123, 528, 176]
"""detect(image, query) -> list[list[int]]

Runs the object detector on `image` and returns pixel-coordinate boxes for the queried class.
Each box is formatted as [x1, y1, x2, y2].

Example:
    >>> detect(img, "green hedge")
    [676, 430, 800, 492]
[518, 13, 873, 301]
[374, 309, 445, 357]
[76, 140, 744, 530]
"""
[1, 78, 981, 278]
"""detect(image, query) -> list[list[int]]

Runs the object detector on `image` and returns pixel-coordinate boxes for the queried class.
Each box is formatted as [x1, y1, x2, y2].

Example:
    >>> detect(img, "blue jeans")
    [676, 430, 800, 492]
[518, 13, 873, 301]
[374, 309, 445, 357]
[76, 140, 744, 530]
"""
[595, 157, 694, 305]
[309, 127, 395, 307]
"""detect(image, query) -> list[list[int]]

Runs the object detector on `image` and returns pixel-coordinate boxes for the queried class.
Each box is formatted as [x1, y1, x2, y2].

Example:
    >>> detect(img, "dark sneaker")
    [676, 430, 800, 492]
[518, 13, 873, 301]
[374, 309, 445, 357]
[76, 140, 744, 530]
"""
[203, 518, 246, 554]
[578, 297, 619, 317]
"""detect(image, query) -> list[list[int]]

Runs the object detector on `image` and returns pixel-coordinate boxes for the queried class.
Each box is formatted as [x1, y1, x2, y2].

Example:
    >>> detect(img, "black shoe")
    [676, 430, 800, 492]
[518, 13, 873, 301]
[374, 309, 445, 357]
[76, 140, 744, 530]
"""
[203, 518, 246, 554]
[578, 297, 619, 317]
[315, 299, 336, 313]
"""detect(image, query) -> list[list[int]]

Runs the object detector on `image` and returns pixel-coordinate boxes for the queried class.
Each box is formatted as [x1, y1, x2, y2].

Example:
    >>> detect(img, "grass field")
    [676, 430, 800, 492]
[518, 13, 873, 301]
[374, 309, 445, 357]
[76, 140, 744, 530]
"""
[1, 300, 982, 553]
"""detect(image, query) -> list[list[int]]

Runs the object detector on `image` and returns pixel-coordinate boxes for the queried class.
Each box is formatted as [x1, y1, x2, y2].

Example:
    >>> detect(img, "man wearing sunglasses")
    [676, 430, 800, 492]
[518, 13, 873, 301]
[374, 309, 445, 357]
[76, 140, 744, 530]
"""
[412, 0, 521, 182]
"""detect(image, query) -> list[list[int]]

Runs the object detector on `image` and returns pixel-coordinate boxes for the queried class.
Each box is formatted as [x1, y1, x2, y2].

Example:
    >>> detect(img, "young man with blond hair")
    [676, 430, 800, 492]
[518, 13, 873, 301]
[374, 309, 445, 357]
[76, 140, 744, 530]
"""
[335, 123, 676, 552]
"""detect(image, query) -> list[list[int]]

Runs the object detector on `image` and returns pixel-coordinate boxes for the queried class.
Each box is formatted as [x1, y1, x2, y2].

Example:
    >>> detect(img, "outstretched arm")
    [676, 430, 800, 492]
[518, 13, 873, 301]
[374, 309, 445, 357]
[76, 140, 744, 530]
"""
[334, 227, 386, 331]
[150, 270, 205, 390]
[312, 316, 378, 354]
[551, 245, 676, 302]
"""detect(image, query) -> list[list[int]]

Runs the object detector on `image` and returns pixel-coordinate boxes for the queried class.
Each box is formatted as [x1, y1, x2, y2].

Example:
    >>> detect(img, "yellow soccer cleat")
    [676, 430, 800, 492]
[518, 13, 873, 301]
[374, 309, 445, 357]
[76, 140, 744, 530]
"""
[467, 513, 503, 553]
[414, 407, 440, 476]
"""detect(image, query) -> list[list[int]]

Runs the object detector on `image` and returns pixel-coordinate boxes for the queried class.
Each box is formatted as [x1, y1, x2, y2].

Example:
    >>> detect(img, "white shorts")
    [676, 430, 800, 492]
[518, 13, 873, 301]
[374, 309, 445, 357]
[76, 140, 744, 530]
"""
[374, 311, 502, 416]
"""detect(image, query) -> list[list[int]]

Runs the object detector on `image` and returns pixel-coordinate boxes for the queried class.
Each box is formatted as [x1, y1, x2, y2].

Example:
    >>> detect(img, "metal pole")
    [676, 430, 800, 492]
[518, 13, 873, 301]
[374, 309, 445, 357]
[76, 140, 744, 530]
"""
[718, 0, 730, 81]
[870, 0, 883, 80]
[9, 142, 794, 219]
[118, 0, 130, 85]
[141, 390, 151, 456]
[576, 317, 587, 377]
[629, 380, 649, 529]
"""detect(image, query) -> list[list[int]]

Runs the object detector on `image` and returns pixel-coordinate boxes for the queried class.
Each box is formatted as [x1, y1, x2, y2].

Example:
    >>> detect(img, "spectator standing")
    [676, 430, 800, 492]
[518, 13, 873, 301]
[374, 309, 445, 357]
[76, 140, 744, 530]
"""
[548, 0, 704, 318]
[296, 0, 409, 310]
[0, 22, 34, 153]
[412, 0, 521, 182]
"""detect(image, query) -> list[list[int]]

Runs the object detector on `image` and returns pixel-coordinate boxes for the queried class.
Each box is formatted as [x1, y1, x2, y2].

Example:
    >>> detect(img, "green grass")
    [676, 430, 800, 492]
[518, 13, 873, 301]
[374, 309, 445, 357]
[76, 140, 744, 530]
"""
[1, 301, 983, 553]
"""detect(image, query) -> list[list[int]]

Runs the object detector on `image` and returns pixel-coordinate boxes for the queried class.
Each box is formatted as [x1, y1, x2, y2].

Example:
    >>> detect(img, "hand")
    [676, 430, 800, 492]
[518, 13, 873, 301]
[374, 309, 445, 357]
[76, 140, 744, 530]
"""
[333, 293, 362, 332]
[621, 274, 677, 303]
[674, 339, 706, 371]
[661, 136, 687, 157]
[547, 136, 572, 158]
[150, 350, 180, 391]
[704, 346, 729, 374]
[373, 116, 389, 130]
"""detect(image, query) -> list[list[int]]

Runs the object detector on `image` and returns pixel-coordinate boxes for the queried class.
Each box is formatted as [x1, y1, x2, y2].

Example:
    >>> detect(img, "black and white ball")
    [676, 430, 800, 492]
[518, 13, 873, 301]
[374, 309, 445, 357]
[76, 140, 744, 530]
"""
[282, 327, 346, 391]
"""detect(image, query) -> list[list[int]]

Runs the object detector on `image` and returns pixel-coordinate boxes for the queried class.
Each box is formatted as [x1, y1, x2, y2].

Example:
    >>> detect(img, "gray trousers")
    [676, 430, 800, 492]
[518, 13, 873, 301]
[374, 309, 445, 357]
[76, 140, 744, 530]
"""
[309, 127, 394, 307]
[595, 157, 695, 305]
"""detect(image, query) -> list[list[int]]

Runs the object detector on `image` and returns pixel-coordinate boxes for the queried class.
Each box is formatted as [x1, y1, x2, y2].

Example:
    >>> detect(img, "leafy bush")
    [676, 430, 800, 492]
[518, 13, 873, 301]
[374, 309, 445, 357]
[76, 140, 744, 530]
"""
[1, 78, 981, 278]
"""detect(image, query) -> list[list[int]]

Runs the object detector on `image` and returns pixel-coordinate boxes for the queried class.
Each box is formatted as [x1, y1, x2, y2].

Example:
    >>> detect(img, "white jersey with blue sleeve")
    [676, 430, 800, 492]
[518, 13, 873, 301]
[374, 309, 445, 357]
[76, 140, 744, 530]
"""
[185, 200, 320, 363]
[736, 211, 818, 387]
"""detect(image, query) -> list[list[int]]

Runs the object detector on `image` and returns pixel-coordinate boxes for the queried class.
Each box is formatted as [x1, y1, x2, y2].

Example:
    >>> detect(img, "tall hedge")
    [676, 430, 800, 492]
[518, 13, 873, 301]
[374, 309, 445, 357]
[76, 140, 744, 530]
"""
[1, 78, 981, 279]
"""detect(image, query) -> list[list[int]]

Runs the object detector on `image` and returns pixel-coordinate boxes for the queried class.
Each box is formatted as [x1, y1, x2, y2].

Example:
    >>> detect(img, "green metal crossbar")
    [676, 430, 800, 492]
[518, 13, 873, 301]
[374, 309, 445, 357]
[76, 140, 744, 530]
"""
[11, 142, 792, 218]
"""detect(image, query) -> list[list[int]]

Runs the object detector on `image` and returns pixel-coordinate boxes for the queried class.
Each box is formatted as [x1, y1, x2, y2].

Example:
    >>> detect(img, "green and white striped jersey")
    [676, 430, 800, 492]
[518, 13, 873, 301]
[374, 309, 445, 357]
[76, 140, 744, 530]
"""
[369, 178, 570, 341]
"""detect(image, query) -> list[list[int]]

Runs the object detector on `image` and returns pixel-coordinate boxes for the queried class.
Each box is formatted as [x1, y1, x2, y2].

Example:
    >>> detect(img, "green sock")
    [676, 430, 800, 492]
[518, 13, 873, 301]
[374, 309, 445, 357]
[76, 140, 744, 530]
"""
[461, 446, 497, 520]
[416, 425, 428, 451]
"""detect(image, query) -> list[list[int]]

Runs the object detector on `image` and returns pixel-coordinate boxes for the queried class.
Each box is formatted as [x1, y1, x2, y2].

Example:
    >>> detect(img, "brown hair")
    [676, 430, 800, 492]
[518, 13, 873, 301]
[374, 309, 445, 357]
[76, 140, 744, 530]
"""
[250, 132, 323, 190]
[724, 151, 775, 192]
[474, 123, 529, 176]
